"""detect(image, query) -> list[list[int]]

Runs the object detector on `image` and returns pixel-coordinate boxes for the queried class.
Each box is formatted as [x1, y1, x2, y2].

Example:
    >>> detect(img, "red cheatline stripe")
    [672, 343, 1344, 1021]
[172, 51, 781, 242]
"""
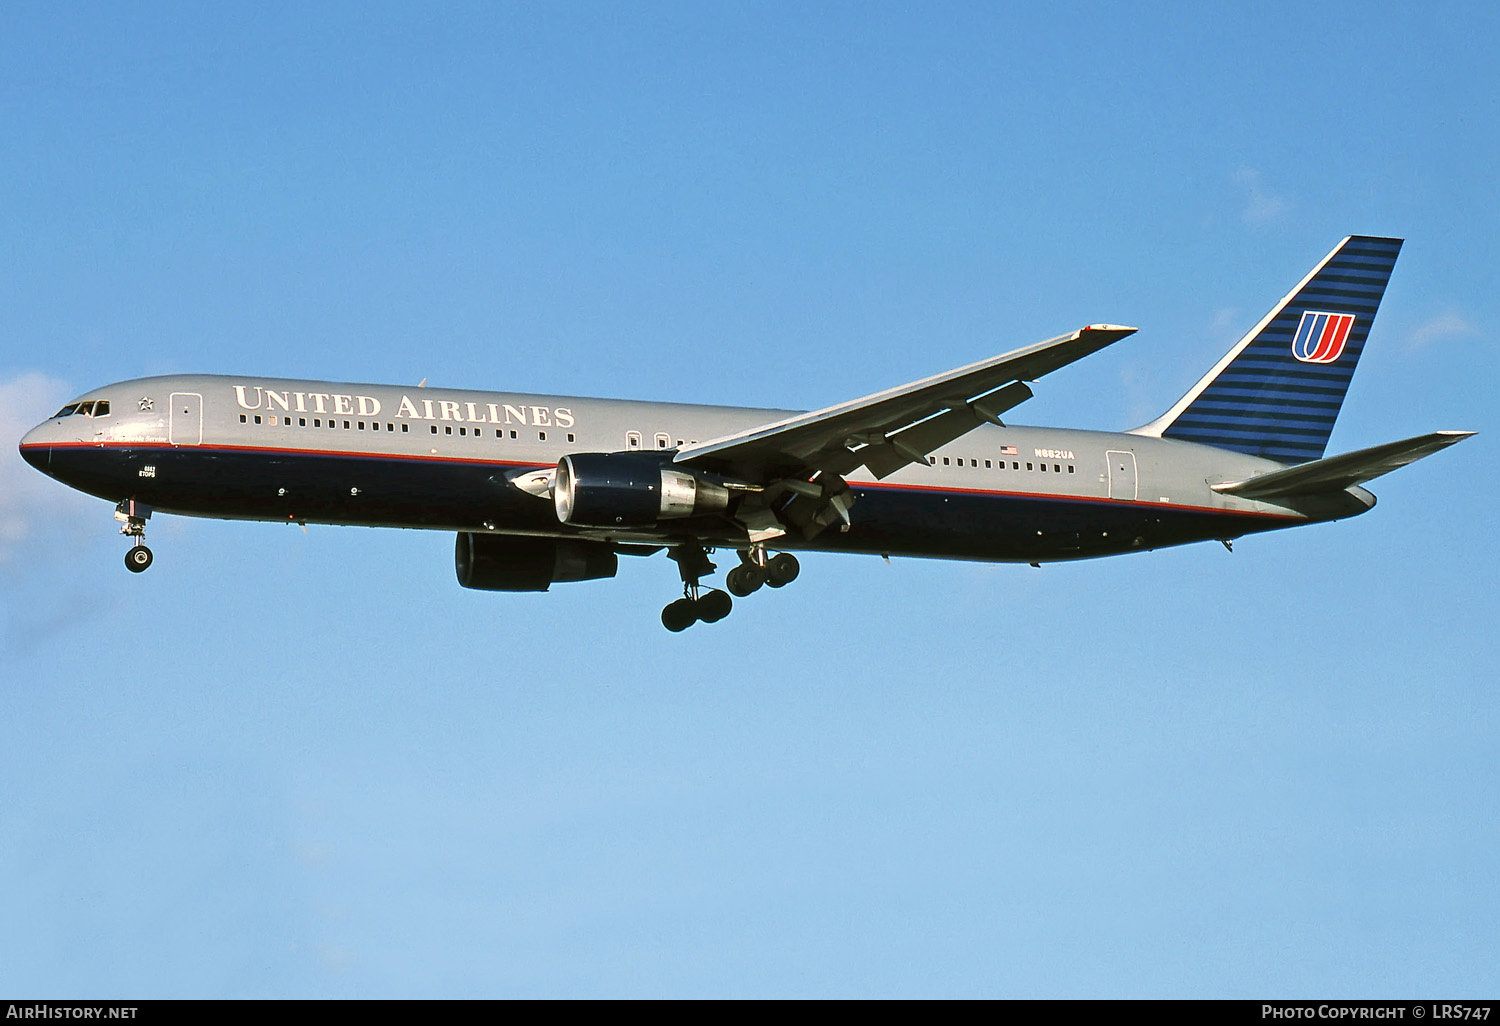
[20, 439, 550, 469]
[851, 478, 1301, 520]
[22, 441, 1304, 522]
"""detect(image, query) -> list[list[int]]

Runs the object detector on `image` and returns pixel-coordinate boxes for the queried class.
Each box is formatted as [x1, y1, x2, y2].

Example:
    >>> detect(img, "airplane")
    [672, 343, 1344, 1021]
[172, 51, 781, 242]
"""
[18, 235, 1473, 631]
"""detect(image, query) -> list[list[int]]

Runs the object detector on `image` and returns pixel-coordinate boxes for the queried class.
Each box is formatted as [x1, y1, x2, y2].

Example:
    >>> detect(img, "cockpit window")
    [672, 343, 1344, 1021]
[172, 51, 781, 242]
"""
[50, 400, 110, 418]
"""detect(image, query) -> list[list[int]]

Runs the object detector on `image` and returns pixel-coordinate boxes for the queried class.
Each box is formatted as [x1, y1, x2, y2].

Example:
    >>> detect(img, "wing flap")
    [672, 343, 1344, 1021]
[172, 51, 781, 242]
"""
[1212, 430, 1474, 500]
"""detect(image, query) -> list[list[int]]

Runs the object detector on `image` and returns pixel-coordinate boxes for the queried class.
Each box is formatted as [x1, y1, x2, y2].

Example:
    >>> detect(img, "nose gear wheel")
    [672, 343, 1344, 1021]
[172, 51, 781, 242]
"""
[115, 501, 155, 573]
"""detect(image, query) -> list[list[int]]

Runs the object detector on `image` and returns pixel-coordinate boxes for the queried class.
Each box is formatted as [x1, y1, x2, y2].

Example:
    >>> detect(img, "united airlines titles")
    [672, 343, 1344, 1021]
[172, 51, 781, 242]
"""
[232, 385, 575, 428]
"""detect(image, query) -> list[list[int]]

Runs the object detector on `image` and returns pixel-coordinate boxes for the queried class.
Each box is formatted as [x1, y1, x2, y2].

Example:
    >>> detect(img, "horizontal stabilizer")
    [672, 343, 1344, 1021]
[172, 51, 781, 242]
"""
[1212, 430, 1474, 500]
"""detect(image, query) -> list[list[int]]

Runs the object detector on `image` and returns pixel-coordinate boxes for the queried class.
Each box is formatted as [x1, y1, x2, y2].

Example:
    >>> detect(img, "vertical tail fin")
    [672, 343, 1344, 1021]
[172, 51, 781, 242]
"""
[1134, 236, 1402, 463]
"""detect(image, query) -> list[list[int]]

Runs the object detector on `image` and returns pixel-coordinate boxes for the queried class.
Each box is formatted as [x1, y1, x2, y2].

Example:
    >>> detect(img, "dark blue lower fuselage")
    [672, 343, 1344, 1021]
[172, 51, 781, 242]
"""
[21, 442, 1326, 564]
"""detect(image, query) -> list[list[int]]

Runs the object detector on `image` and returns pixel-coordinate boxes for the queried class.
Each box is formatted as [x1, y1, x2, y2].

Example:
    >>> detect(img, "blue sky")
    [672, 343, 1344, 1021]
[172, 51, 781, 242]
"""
[2, 2, 1496, 997]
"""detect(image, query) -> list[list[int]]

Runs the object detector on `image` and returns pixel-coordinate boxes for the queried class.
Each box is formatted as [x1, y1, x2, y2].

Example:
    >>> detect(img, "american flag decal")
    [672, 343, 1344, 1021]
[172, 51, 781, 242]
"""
[999, 445, 1018, 456]
[1291, 311, 1355, 364]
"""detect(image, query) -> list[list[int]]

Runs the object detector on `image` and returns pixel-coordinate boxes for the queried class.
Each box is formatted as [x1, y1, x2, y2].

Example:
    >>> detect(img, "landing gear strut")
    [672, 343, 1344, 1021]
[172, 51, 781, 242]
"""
[661, 544, 733, 632]
[115, 500, 154, 573]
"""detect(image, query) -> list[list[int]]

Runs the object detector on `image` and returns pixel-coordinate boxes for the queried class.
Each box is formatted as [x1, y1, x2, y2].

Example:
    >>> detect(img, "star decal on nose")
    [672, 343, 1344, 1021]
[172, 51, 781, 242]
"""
[138, 396, 154, 411]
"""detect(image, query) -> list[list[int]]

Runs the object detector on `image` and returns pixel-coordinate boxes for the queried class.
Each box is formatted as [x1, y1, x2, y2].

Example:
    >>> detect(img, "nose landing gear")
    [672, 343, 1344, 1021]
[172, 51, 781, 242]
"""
[125, 540, 153, 573]
[115, 500, 154, 573]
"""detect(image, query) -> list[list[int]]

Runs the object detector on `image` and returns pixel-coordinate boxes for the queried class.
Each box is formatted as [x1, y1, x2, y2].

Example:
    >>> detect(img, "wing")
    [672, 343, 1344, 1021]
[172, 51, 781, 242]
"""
[675, 324, 1137, 482]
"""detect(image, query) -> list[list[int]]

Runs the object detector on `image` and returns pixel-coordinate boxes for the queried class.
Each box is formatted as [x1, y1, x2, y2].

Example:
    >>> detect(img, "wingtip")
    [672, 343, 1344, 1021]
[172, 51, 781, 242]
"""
[1081, 324, 1138, 335]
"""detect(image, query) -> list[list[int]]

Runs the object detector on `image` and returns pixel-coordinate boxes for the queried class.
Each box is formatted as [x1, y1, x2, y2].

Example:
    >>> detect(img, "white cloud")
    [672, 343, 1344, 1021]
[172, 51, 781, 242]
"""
[1233, 167, 1289, 224]
[1209, 306, 1242, 342]
[1408, 311, 1477, 350]
[0, 372, 96, 565]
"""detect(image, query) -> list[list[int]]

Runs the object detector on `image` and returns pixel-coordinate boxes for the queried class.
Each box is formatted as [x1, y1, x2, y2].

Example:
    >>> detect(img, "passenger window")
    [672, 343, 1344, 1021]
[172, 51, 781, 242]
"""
[538, 431, 546, 441]
[568, 433, 575, 442]
[299, 418, 306, 426]
[509, 430, 518, 439]
[240, 414, 247, 423]
[1040, 463, 1047, 472]
[285, 417, 292, 425]
[401, 423, 409, 432]
[1068, 465, 1075, 473]
[445, 426, 452, 435]
[254, 415, 262, 424]
[1012, 461, 1019, 470]
[431, 425, 438, 434]
[985, 460, 992, 468]
[627, 432, 641, 449]
[942, 457, 950, 466]
[1026, 462, 1033, 470]
[1054, 464, 1060, 473]
[656, 433, 669, 449]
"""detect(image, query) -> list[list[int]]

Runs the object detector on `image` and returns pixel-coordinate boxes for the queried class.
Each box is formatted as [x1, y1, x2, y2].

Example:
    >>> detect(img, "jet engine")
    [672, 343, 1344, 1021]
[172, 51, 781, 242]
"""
[553, 453, 731, 528]
[455, 533, 618, 592]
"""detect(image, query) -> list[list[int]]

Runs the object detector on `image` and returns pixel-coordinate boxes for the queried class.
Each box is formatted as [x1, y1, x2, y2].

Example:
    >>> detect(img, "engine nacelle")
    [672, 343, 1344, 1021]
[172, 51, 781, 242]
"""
[553, 453, 730, 527]
[455, 533, 618, 592]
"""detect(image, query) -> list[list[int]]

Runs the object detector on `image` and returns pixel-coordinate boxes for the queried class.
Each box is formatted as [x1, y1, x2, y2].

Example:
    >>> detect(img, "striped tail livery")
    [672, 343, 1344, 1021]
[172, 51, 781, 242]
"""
[1136, 235, 1402, 463]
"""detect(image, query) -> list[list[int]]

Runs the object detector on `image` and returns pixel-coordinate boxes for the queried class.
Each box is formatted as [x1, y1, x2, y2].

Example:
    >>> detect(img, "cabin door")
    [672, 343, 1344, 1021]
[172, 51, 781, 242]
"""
[1106, 450, 1137, 501]
[170, 392, 203, 446]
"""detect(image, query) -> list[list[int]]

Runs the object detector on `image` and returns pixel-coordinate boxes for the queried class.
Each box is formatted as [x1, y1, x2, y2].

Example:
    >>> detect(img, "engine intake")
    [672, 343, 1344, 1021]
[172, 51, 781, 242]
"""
[455, 533, 618, 592]
[553, 453, 730, 527]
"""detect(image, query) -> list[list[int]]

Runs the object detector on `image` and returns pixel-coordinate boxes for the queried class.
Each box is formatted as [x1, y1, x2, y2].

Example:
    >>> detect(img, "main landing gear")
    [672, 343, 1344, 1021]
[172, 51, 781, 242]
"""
[726, 549, 799, 596]
[660, 543, 801, 631]
[662, 544, 732, 632]
[115, 500, 154, 573]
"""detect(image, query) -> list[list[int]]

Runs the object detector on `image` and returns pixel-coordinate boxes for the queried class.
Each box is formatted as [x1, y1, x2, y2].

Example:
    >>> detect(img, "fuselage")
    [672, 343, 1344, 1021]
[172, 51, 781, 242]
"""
[19, 373, 1375, 564]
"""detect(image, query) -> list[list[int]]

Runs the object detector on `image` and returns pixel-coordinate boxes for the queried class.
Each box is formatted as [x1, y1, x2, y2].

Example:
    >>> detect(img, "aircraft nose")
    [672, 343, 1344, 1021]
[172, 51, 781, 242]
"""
[18, 421, 52, 471]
